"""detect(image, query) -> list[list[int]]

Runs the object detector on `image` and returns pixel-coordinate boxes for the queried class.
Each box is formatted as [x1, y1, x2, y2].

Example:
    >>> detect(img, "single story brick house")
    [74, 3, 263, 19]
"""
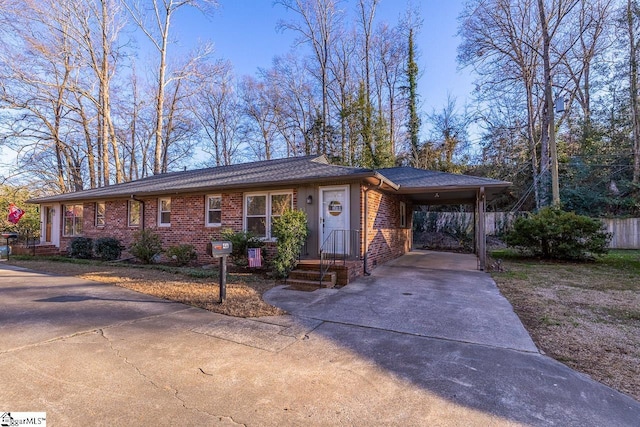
[28, 155, 510, 278]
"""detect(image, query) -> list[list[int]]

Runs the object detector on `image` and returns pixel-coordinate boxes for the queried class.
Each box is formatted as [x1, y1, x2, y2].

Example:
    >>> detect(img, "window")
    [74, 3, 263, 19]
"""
[128, 200, 141, 227]
[95, 202, 106, 227]
[206, 195, 222, 227]
[400, 201, 407, 228]
[244, 191, 293, 239]
[158, 198, 171, 226]
[63, 204, 83, 236]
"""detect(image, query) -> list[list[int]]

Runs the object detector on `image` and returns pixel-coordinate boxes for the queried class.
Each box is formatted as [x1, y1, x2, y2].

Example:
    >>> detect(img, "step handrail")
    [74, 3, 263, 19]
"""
[319, 229, 360, 287]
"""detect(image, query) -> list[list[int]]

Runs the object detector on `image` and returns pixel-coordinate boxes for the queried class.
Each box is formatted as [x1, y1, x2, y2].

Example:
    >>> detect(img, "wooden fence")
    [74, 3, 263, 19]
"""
[415, 212, 640, 249]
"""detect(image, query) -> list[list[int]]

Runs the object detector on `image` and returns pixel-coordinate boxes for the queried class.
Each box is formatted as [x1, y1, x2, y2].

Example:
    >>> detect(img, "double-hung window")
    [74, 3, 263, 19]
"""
[128, 200, 141, 227]
[158, 198, 171, 226]
[95, 202, 106, 227]
[63, 204, 84, 236]
[206, 195, 222, 227]
[244, 191, 293, 239]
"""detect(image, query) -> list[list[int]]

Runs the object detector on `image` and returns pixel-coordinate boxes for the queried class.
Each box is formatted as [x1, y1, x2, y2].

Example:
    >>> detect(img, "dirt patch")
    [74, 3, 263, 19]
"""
[9, 260, 285, 318]
[491, 255, 640, 401]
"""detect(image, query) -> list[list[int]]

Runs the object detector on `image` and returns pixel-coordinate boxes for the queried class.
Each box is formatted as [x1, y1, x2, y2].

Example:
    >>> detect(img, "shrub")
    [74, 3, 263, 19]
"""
[166, 244, 197, 266]
[505, 207, 611, 260]
[271, 209, 308, 278]
[93, 237, 123, 261]
[220, 229, 264, 265]
[130, 229, 163, 264]
[69, 237, 93, 259]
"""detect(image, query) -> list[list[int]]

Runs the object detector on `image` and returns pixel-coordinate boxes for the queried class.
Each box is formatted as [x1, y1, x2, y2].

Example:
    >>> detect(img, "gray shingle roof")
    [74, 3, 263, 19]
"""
[379, 166, 511, 190]
[29, 155, 376, 203]
[28, 155, 511, 204]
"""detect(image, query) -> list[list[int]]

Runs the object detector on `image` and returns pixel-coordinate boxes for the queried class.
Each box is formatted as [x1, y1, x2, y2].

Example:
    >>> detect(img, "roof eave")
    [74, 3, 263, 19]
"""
[27, 172, 382, 204]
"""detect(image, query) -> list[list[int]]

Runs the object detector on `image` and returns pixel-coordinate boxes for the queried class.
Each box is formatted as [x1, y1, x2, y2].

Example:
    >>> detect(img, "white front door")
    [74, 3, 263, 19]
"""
[320, 185, 350, 254]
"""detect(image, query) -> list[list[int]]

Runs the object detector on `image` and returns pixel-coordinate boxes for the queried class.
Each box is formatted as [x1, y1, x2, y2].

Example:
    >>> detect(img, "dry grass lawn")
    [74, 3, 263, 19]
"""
[490, 250, 640, 402]
[8, 258, 285, 318]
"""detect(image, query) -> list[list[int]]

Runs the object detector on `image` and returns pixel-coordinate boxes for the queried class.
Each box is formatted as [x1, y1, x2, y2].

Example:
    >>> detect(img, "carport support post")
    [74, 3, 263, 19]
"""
[477, 187, 486, 271]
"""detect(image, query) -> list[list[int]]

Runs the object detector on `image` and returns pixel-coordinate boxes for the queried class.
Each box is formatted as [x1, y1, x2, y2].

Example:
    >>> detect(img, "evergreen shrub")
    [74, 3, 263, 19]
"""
[505, 207, 611, 260]
[271, 210, 308, 278]
[69, 237, 93, 259]
[93, 237, 123, 261]
[130, 229, 163, 264]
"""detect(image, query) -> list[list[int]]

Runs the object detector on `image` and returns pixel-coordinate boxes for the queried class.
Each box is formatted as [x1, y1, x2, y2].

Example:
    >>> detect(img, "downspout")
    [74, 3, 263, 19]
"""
[131, 195, 145, 230]
[363, 177, 385, 276]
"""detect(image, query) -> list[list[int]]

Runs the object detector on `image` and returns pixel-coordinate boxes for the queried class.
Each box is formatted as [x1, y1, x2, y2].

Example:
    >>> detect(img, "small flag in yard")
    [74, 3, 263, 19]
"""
[7, 203, 25, 224]
[248, 248, 262, 268]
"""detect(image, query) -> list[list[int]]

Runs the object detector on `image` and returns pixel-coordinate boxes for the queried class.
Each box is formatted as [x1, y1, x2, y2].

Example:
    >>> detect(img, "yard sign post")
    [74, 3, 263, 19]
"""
[206, 241, 233, 303]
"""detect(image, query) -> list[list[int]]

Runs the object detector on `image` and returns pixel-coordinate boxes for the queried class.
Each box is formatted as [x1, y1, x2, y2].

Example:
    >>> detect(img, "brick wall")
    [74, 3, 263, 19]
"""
[362, 186, 412, 271]
[59, 190, 296, 264]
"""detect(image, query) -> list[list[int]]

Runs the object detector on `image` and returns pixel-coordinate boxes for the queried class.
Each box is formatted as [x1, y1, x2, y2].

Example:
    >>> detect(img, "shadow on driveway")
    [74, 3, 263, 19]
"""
[264, 250, 640, 426]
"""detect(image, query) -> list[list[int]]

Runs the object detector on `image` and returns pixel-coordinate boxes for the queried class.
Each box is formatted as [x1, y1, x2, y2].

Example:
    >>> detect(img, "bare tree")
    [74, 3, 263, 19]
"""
[70, 0, 127, 185]
[372, 21, 406, 158]
[626, 0, 640, 184]
[239, 76, 280, 161]
[0, 0, 85, 191]
[123, 0, 216, 175]
[459, 0, 586, 208]
[276, 0, 344, 154]
[262, 55, 318, 157]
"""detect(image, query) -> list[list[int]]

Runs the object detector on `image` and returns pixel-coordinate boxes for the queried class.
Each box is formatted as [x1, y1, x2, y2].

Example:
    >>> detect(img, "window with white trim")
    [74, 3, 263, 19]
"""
[244, 191, 293, 239]
[63, 204, 84, 236]
[158, 198, 171, 226]
[128, 200, 141, 227]
[400, 201, 407, 228]
[206, 195, 222, 227]
[95, 202, 106, 227]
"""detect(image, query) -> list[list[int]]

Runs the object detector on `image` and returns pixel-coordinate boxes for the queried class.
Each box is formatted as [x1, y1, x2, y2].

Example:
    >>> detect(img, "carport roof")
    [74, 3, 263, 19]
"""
[379, 167, 511, 204]
[28, 155, 510, 204]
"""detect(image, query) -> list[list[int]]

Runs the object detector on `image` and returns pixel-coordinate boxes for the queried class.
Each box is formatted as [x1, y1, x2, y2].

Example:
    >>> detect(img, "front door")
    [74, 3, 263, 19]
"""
[320, 185, 350, 254]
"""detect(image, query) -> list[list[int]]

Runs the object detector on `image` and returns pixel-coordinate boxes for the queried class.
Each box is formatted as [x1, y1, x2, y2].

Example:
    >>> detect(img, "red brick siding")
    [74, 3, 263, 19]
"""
[60, 190, 297, 263]
[361, 186, 412, 271]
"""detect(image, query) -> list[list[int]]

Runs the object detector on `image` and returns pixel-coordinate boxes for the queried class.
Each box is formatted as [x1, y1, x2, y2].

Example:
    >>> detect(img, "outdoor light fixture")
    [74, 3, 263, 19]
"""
[306, 195, 313, 204]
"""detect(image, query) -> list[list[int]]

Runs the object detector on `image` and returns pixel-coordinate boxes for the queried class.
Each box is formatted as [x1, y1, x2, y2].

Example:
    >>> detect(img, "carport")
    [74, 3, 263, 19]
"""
[379, 167, 511, 270]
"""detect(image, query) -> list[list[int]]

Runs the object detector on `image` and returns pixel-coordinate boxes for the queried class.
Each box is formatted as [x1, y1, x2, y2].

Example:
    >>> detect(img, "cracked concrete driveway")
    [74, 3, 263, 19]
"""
[1, 252, 639, 426]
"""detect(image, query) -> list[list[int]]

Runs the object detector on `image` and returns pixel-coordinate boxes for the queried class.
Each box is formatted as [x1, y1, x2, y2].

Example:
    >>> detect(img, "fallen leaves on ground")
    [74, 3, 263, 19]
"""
[492, 257, 640, 402]
[9, 260, 285, 318]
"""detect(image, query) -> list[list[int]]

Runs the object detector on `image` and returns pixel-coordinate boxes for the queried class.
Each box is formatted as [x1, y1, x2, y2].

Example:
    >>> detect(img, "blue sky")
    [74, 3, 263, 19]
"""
[1, 1, 475, 182]
[174, 0, 474, 115]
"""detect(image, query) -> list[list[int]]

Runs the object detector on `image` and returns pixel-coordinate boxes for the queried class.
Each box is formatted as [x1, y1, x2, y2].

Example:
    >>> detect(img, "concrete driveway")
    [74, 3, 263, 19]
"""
[1, 253, 639, 426]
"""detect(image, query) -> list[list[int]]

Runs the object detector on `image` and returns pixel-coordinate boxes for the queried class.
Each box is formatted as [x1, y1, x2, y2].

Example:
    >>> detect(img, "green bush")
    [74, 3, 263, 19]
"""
[130, 229, 163, 264]
[93, 237, 123, 261]
[220, 229, 264, 265]
[505, 207, 611, 260]
[271, 209, 308, 278]
[166, 244, 197, 266]
[69, 237, 93, 259]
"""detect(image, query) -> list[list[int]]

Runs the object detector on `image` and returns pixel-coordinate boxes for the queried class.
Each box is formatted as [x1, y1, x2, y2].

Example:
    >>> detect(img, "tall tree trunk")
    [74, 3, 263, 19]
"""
[154, 11, 170, 175]
[628, 0, 640, 184]
[538, 0, 560, 206]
